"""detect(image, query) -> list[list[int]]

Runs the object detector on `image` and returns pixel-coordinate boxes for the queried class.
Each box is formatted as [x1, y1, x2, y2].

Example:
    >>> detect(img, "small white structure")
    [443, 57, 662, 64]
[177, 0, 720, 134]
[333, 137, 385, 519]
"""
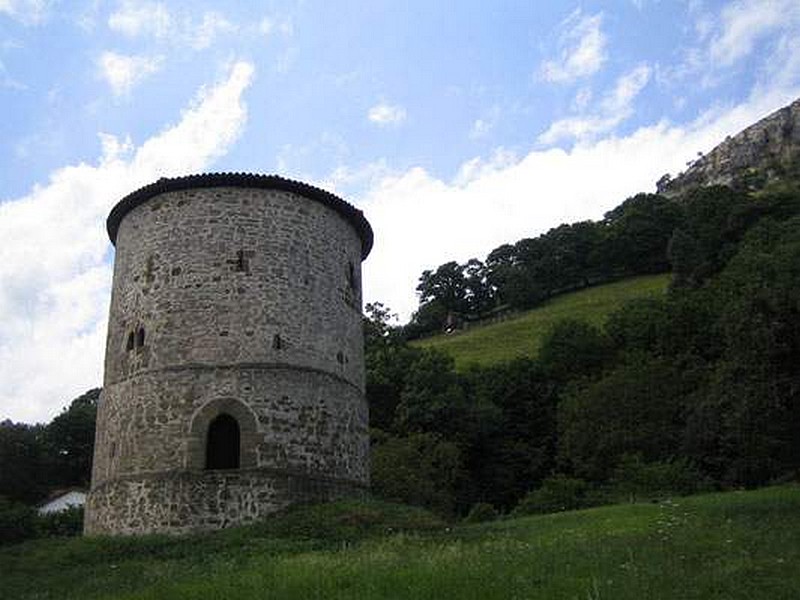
[38, 489, 87, 515]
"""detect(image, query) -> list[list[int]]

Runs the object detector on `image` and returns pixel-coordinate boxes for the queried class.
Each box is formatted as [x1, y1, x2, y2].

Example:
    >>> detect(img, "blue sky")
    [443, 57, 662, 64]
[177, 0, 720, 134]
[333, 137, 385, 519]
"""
[2, 0, 800, 422]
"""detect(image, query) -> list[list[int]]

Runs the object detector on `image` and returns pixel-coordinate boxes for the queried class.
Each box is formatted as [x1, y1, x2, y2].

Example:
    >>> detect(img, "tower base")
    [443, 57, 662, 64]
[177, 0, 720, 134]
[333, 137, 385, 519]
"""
[84, 468, 367, 536]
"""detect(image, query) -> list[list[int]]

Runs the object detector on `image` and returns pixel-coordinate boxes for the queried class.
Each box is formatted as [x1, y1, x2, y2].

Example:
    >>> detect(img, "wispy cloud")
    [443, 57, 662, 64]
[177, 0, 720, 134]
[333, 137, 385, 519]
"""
[108, 2, 238, 50]
[108, 0, 172, 38]
[469, 105, 501, 140]
[0, 61, 254, 423]
[709, 0, 797, 66]
[368, 102, 407, 126]
[0, 0, 52, 25]
[539, 64, 651, 144]
[662, 0, 800, 90]
[185, 11, 236, 50]
[97, 51, 163, 96]
[540, 10, 607, 83]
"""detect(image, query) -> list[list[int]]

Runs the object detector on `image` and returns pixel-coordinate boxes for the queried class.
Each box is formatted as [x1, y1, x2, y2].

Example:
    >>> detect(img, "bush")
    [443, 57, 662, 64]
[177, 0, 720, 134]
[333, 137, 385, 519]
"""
[512, 476, 590, 516]
[36, 506, 84, 538]
[608, 454, 712, 502]
[250, 499, 445, 542]
[463, 502, 499, 524]
[0, 498, 37, 545]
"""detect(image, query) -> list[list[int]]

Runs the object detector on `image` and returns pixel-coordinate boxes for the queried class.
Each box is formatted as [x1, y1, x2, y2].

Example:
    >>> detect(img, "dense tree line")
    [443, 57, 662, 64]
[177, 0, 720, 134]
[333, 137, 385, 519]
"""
[370, 185, 800, 516]
[406, 192, 688, 338]
[0, 388, 98, 504]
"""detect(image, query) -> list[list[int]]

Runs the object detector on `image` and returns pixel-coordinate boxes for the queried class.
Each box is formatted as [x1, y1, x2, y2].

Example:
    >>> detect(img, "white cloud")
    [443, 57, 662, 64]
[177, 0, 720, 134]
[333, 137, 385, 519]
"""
[469, 105, 501, 140]
[602, 63, 651, 112]
[539, 63, 651, 144]
[356, 89, 800, 322]
[665, 0, 800, 90]
[572, 87, 593, 111]
[108, 3, 238, 50]
[368, 102, 407, 126]
[98, 51, 163, 96]
[0, 61, 254, 423]
[108, 0, 172, 38]
[709, 0, 798, 66]
[0, 0, 51, 24]
[540, 10, 607, 83]
[184, 11, 237, 50]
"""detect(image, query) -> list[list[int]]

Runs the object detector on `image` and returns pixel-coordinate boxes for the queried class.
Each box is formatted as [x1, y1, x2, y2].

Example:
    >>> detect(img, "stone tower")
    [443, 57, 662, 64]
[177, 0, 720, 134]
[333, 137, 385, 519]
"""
[85, 173, 373, 535]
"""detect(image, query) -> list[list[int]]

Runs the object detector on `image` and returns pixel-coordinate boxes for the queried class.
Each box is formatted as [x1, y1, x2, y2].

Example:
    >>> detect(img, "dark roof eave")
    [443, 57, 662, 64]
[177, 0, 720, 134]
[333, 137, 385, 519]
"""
[106, 173, 374, 259]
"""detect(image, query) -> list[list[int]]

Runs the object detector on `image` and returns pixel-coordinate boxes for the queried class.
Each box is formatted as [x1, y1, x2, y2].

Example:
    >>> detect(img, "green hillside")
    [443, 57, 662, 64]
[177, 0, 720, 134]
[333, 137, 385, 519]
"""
[413, 273, 670, 368]
[3, 486, 799, 599]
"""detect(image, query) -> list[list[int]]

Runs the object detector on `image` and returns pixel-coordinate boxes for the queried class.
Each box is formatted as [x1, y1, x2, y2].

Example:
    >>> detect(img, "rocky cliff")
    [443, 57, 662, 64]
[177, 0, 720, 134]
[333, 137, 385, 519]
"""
[659, 97, 800, 197]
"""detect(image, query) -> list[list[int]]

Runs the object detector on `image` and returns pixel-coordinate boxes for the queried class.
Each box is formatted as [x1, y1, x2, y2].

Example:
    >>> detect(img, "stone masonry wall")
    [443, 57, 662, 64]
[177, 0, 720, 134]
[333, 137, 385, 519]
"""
[86, 184, 369, 535]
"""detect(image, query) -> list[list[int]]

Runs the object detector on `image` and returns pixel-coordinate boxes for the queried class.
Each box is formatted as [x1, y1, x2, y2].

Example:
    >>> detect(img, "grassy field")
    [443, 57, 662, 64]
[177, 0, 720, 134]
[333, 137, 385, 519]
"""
[2, 485, 799, 599]
[413, 273, 670, 369]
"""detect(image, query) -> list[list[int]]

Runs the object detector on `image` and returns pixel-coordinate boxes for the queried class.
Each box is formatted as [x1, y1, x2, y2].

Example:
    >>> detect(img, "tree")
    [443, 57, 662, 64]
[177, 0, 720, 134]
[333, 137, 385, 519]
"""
[0, 421, 47, 503]
[463, 359, 558, 509]
[538, 319, 613, 383]
[43, 388, 99, 488]
[602, 193, 683, 276]
[558, 355, 697, 482]
[371, 432, 466, 516]
[394, 349, 467, 436]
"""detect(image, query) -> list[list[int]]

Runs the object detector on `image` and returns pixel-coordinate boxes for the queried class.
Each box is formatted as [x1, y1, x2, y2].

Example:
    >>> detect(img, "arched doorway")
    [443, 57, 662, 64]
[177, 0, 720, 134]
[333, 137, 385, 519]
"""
[205, 413, 240, 470]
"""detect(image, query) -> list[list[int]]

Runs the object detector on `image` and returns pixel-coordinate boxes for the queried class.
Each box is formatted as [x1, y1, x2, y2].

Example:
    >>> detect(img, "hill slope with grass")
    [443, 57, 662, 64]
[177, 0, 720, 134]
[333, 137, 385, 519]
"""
[412, 273, 670, 369]
[2, 486, 799, 600]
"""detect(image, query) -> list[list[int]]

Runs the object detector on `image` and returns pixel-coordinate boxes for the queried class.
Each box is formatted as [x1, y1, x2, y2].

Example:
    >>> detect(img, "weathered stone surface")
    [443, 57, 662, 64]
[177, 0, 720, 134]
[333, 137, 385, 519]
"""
[85, 176, 371, 535]
[659, 97, 800, 197]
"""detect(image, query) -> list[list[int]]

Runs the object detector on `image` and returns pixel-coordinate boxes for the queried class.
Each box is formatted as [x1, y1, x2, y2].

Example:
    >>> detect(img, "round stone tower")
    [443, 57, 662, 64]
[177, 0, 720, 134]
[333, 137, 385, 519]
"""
[85, 173, 372, 535]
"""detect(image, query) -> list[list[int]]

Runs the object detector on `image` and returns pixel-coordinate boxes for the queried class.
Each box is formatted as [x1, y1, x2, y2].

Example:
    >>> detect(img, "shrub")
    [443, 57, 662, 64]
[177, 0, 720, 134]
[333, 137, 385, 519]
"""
[250, 499, 445, 542]
[512, 476, 590, 516]
[36, 506, 84, 538]
[0, 497, 37, 545]
[463, 502, 499, 524]
[609, 454, 712, 502]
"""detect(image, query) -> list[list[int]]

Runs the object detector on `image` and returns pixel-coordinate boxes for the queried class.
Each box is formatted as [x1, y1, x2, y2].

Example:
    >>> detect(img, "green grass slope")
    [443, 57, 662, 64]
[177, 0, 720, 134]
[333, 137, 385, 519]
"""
[2, 486, 799, 599]
[414, 273, 670, 369]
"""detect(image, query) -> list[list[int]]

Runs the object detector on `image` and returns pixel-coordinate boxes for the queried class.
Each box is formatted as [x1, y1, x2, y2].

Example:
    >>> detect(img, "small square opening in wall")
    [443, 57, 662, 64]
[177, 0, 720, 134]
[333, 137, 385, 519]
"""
[136, 327, 145, 348]
[126, 332, 135, 351]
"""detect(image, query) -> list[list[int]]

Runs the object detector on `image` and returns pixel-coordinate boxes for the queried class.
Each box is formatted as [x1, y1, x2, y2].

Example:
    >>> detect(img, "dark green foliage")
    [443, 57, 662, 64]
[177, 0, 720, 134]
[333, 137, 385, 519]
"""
[0, 422, 47, 503]
[0, 498, 37, 545]
[36, 506, 84, 538]
[462, 502, 498, 523]
[601, 193, 683, 275]
[407, 192, 683, 337]
[462, 359, 557, 510]
[370, 432, 466, 516]
[538, 319, 613, 381]
[608, 454, 711, 502]
[512, 475, 591, 515]
[558, 355, 697, 481]
[248, 499, 445, 542]
[394, 349, 467, 436]
[0, 501, 83, 545]
[43, 389, 99, 489]
[1, 389, 99, 505]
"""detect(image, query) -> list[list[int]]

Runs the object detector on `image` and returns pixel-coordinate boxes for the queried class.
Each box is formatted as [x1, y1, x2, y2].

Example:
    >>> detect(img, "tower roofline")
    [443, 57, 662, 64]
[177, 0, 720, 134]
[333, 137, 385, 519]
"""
[106, 173, 374, 259]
